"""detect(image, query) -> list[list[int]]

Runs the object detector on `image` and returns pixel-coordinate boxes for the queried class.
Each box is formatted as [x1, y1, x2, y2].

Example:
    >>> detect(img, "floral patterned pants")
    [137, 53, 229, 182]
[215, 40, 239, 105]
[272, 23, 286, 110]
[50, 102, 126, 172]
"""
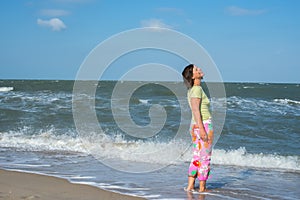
[188, 119, 213, 181]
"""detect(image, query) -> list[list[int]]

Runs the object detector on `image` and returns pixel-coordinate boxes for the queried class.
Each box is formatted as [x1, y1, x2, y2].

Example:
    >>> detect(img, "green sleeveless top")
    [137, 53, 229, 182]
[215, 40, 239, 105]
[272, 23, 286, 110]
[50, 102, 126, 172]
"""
[187, 85, 211, 122]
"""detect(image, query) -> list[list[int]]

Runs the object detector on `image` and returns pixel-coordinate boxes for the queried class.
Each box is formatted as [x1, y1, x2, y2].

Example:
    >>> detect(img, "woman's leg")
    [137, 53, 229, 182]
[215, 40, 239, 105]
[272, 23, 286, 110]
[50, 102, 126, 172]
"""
[197, 120, 213, 192]
[199, 180, 206, 192]
[187, 176, 196, 191]
[187, 156, 199, 190]
[187, 124, 199, 191]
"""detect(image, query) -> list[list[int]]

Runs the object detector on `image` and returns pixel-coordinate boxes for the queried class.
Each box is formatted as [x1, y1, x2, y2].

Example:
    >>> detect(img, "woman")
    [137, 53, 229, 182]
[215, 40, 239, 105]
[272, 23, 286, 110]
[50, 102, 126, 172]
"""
[182, 64, 214, 193]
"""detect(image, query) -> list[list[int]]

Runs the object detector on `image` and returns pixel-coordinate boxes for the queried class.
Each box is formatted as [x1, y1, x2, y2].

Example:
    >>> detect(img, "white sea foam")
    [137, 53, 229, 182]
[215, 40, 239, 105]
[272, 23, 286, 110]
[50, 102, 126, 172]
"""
[274, 98, 300, 105]
[0, 87, 13, 92]
[243, 86, 255, 89]
[0, 130, 88, 153]
[0, 130, 299, 172]
[226, 96, 300, 116]
[212, 147, 300, 172]
[9, 164, 51, 167]
[139, 99, 149, 104]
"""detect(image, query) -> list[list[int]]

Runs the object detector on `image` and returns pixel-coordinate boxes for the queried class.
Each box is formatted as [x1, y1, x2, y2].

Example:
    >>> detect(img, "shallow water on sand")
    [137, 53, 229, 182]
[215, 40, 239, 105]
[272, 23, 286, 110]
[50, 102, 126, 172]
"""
[1, 149, 299, 199]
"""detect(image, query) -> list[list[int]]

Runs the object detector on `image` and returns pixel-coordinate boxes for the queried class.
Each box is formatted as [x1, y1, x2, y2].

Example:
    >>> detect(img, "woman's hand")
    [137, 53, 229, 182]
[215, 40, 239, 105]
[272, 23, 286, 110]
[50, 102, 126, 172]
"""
[201, 132, 208, 142]
[193, 125, 208, 142]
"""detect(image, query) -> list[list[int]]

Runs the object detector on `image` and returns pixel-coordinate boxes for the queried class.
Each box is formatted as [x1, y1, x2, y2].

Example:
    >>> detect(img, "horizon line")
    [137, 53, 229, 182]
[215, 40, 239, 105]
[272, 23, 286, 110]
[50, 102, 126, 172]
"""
[0, 78, 299, 84]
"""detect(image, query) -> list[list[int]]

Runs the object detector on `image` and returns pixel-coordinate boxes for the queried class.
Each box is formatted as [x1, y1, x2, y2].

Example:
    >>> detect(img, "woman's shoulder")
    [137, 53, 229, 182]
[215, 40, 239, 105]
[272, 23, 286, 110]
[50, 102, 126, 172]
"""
[190, 85, 202, 91]
[189, 85, 203, 97]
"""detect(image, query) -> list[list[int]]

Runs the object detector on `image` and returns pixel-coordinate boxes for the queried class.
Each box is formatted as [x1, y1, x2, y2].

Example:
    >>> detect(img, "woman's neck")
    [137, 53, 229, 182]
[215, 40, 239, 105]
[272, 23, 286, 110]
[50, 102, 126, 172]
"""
[194, 79, 201, 86]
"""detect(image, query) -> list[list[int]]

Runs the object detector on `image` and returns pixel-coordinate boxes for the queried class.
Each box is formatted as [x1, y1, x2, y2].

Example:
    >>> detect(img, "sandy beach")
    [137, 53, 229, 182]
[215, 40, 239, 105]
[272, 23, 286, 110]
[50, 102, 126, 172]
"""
[0, 169, 145, 200]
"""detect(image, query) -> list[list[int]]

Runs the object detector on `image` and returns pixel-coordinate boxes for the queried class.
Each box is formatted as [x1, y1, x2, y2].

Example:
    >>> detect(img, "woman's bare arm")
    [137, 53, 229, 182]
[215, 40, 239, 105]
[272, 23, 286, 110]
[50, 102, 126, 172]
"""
[190, 97, 208, 142]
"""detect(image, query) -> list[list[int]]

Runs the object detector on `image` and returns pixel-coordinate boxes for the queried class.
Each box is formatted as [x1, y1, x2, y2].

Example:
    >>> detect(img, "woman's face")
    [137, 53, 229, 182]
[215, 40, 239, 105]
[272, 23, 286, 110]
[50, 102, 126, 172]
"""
[192, 66, 204, 79]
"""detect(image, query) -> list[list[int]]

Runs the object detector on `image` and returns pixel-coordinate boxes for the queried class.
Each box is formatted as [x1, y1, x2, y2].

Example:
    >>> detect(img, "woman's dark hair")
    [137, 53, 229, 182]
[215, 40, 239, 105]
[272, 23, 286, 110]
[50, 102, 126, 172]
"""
[182, 64, 194, 89]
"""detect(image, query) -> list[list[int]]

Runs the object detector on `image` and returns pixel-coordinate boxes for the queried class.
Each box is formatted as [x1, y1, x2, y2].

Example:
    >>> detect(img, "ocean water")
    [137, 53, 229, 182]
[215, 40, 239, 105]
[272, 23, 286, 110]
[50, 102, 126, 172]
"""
[0, 80, 299, 199]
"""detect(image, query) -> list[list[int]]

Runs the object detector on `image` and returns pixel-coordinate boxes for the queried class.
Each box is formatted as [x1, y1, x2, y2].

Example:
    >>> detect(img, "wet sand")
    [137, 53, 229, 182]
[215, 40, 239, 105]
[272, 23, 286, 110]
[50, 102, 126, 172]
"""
[0, 169, 145, 200]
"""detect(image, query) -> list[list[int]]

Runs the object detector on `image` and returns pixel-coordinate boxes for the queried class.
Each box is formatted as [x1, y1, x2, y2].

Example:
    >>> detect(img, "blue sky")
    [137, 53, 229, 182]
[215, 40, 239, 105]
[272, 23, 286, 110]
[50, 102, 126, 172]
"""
[0, 0, 299, 83]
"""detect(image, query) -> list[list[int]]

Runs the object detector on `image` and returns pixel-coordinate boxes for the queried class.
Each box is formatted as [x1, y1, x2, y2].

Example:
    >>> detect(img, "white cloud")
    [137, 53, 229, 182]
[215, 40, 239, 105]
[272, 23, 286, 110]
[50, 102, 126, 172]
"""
[39, 9, 70, 17]
[140, 19, 173, 30]
[225, 6, 267, 16]
[37, 18, 66, 31]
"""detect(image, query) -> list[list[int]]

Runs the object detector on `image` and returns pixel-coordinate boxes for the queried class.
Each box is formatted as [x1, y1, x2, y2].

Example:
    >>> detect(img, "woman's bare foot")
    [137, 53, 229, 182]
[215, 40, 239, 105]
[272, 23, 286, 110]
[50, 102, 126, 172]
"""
[186, 176, 196, 191]
[199, 180, 207, 192]
[199, 187, 212, 193]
